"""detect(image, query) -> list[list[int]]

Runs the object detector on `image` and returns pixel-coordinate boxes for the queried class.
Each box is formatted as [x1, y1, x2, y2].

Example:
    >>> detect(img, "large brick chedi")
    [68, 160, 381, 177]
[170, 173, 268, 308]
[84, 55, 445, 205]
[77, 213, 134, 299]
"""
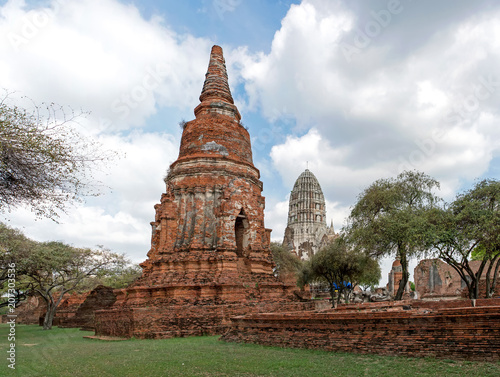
[95, 46, 310, 339]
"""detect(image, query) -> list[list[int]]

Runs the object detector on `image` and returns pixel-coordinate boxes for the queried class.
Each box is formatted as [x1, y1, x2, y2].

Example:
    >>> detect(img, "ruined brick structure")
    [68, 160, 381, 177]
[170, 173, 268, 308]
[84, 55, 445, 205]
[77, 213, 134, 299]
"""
[58, 285, 116, 331]
[387, 258, 410, 296]
[282, 169, 336, 260]
[7, 288, 119, 329]
[51, 292, 88, 326]
[222, 298, 500, 361]
[5, 295, 46, 325]
[5, 291, 87, 326]
[95, 45, 311, 339]
[414, 258, 499, 299]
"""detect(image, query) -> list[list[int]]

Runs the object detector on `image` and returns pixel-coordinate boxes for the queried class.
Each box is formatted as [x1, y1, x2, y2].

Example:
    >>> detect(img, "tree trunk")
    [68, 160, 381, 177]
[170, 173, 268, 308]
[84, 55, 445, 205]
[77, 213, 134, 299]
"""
[472, 259, 487, 299]
[394, 250, 409, 301]
[43, 302, 56, 330]
[485, 253, 500, 298]
[336, 286, 343, 307]
[439, 255, 477, 299]
[486, 265, 492, 298]
[329, 286, 336, 308]
[488, 256, 500, 298]
[470, 283, 476, 299]
[469, 278, 477, 299]
[440, 255, 474, 299]
[344, 289, 351, 304]
[42, 290, 65, 330]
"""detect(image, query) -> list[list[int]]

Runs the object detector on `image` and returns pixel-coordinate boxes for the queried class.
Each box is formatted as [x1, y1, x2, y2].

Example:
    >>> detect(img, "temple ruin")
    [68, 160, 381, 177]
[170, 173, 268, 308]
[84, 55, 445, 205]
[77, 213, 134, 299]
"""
[94, 45, 311, 339]
[387, 258, 411, 297]
[282, 169, 336, 260]
[88, 45, 499, 360]
[414, 258, 497, 299]
[58, 285, 117, 331]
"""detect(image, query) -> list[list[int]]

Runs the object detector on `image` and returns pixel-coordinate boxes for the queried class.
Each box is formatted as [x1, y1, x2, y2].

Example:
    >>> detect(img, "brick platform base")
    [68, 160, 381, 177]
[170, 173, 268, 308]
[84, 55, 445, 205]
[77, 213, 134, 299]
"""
[95, 300, 313, 339]
[221, 299, 500, 361]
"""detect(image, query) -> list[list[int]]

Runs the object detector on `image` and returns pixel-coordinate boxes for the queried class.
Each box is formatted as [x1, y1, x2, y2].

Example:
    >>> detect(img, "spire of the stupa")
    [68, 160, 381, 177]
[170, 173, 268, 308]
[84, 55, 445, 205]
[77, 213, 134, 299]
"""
[194, 45, 241, 121]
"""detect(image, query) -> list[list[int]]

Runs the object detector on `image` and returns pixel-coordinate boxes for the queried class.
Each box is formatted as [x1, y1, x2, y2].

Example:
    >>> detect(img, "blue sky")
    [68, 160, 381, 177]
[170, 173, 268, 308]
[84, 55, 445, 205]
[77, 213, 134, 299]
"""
[129, 0, 300, 52]
[1, 0, 499, 282]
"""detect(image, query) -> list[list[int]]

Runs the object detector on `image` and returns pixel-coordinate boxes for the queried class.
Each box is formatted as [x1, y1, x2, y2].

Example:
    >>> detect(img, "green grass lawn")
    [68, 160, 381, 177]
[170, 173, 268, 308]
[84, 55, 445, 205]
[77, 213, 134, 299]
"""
[0, 324, 499, 377]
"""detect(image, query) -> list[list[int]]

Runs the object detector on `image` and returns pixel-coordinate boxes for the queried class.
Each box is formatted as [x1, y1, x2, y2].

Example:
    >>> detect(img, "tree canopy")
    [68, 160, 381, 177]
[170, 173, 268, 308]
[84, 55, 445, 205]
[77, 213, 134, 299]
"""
[0, 93, 116, 219]
[0, 222, 130, 329]
[427, 179, 500, 298]
[302, 237, 381, 306]
[347, 170, 440, 300]
[79, 263, 142, 291]
[30, 242, 126, 329]
[0, 222, 36, 309]
[270, 242, 302, 281]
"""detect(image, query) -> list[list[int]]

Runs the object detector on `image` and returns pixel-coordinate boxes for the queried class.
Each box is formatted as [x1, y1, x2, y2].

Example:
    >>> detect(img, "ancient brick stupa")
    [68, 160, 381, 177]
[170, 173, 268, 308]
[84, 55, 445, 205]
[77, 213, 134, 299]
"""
[95, 45, 310, 339]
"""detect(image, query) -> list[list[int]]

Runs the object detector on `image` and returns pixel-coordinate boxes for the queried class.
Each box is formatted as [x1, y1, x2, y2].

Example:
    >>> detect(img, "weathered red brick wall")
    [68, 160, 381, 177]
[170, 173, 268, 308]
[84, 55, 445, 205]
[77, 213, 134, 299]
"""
[334, 298, 500, 312]
[414, 258, 498, 299]
[10, 291, 87, 326]
[461, 278, 497, 299]
[58, 285, 116, 331]
[7, 295, 46, 325]
[96, 300, 314, 339]
[221, 300, 500, 361]
[387, 259, 405, 295]
[53, 292, 88, 326]
[95, 308, 134, 338]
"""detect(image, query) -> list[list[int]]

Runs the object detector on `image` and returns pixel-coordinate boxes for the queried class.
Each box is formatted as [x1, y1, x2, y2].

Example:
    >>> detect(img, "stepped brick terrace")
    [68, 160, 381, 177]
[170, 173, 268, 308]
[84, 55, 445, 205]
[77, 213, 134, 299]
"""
[221, 298, 500, 361]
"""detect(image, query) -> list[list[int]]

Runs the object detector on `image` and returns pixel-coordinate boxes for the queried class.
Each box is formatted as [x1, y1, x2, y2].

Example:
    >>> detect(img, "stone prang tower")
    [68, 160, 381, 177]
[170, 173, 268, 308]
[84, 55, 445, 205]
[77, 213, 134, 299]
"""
[283, 169, 336, 260]
[95, 46, 311, 339]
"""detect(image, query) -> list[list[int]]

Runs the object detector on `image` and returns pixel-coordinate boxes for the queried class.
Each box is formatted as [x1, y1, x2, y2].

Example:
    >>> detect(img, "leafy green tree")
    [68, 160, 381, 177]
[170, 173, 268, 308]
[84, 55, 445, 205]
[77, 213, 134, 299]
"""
[409, 281, 416, 292]
[297, 260, 314, 290]
[305, 238, 380, 306]
[357, 255, 381, 292]
[79, 263, 142, 290]
[0, 93, 116, 219]
[270, 242, 302, 281]
[0, 223, 36, 309]
[427, 179, 500, 298]
[27, 242, 126, 329]
[347, 170, 440, 300]
[0, 222, 127, 329]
